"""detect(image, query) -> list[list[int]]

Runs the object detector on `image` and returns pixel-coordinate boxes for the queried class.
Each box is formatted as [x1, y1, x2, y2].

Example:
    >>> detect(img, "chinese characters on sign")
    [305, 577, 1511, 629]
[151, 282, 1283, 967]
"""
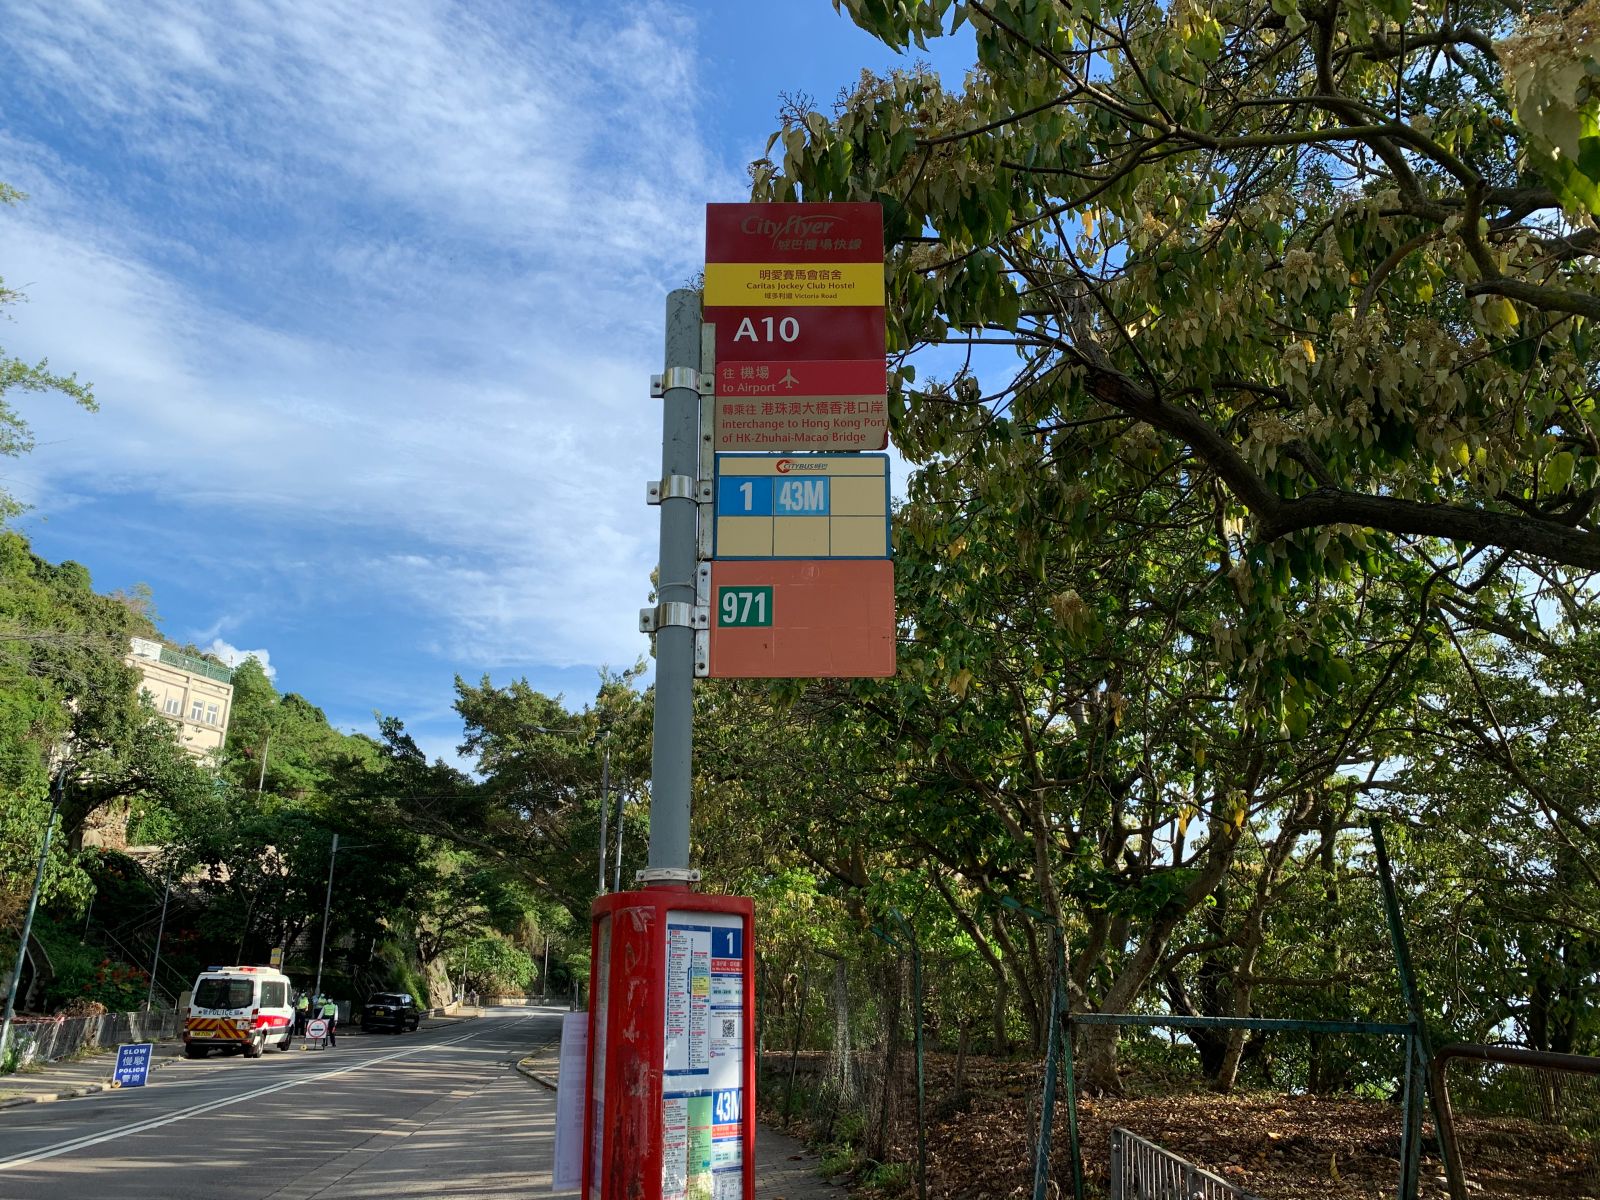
[704, 204, 888, 452]
[112, 1042, 153, 1088]
[662, 914, 746, 1200]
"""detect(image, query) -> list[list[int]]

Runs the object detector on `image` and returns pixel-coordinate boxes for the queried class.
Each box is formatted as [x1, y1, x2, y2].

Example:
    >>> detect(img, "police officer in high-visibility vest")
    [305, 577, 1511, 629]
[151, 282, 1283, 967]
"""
[295, 991, 310, 1035]
[319, 996, 338, 1047]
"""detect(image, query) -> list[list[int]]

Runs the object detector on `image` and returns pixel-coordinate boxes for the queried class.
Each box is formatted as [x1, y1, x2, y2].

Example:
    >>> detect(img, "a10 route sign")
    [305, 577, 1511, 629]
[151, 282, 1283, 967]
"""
[705, 203, 888, 453]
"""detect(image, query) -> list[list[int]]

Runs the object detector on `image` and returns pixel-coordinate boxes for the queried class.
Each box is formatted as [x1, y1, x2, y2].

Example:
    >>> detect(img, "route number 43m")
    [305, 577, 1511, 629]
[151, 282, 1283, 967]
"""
[718, 586, 772, 627]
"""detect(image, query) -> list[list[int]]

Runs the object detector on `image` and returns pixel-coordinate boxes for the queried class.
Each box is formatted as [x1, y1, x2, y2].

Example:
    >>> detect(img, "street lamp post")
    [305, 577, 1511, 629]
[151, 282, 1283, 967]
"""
[145, 869, 171, 1011]
[527, 723, 616, 897]
[310, 835, 373, 1005]
[0, 768, 67, 1068]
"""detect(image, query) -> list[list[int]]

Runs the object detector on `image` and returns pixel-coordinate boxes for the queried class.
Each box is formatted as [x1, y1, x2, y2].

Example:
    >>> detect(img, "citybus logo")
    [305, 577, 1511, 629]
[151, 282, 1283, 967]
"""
[741, 213, 844, 248]
[775, 459, 827, 474]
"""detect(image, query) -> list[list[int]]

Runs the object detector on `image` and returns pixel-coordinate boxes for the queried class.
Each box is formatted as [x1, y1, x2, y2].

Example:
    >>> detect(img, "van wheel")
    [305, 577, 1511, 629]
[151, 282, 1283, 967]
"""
[277, 1031, 293, 1052]
[244, 1035, 264, 1059]
[185, 1044, 209, 1059]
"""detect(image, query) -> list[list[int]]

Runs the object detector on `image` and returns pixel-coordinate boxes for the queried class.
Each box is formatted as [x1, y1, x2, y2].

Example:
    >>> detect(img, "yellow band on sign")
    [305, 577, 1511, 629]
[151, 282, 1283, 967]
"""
[704, 262, 885, 307]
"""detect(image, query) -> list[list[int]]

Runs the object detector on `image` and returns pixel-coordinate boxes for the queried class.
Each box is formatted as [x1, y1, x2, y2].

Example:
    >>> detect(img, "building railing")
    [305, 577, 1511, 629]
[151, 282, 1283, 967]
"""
[158, 646, 232, 683]
[1, 1008, 179, 1074]
[1108, 1128, 1265, 1200]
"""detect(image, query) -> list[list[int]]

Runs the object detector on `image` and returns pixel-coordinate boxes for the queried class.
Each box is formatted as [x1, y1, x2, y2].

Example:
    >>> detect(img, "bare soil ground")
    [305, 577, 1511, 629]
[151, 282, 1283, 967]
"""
[760, 1053, 1598, 1199]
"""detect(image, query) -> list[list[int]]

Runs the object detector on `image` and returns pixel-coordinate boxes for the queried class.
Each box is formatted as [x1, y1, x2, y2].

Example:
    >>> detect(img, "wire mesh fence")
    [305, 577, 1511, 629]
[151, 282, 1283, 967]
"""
[1434, 1045, 1600, 1198]
[2, 1008, 178, 1073]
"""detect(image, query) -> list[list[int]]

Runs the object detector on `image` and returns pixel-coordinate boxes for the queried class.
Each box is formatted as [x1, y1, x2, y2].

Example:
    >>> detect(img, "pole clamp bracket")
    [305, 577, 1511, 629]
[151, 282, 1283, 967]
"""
[651, 368, 713, 397]
[638, 601, 709, 634]
[637, 867, 701, 885]
[646, 475, 713, 505]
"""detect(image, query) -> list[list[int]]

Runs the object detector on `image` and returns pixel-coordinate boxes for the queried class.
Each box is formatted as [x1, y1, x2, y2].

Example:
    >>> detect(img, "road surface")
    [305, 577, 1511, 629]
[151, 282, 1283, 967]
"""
[0, 1005, 568, 1199]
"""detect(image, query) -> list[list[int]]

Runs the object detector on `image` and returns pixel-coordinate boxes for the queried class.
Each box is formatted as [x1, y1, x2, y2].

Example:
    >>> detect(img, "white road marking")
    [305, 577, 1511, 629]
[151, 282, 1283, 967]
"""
[0, 1028, 490, 1172]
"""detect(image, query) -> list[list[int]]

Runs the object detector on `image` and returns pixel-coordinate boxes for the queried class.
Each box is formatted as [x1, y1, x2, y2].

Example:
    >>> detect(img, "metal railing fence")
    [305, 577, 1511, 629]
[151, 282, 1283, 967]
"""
[1431, 1044, 1600, 1200]
[1, 1008, 178, 1073]
[1109, 1128, 1265, 1200]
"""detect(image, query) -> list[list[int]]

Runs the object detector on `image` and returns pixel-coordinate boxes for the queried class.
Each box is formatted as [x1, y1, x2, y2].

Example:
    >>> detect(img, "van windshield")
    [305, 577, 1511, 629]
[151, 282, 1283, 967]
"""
[194, 978, 253, 1010]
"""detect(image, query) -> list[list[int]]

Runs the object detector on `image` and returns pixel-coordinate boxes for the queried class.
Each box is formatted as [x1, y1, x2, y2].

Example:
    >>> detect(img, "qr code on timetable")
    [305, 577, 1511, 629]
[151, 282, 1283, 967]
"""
[722, 1019, 737, 1039]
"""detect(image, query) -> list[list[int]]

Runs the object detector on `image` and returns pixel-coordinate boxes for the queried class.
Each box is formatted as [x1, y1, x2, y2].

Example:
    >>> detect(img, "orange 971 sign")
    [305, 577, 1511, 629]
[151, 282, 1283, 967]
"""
[703, 560, 895, 679]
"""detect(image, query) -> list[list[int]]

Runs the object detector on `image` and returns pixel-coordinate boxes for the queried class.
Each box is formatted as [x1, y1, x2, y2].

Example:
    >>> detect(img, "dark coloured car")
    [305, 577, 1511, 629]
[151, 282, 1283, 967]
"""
[361, 991, 421, 1033]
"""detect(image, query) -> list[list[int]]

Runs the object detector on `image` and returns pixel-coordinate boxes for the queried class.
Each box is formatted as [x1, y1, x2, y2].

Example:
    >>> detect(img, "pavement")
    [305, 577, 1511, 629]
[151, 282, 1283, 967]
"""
[0, 1005, 847, 1200]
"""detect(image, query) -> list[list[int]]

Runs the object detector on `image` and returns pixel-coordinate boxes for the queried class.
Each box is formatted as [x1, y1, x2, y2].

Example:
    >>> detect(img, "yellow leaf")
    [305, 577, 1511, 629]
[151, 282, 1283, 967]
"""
[1299, 338, 1316, 363]
[950, 669, 973, 697]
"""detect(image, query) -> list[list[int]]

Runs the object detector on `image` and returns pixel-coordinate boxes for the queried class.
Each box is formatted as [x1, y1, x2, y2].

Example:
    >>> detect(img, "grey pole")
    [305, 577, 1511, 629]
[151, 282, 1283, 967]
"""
[597, 742, 610, 895]
[145, 871, 171, 1010]
[312, 833, 338, 1004]
[542, 935, 550, 1001]
[611, 782, 625, 893]
[0, 771, 65, 1067]
[256, 729, 271, 793]
[647, 289, 701, 879]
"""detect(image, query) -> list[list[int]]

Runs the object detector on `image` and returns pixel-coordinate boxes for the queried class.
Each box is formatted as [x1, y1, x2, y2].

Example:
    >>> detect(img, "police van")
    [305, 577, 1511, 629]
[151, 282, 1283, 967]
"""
[183, 965, 295, 1058]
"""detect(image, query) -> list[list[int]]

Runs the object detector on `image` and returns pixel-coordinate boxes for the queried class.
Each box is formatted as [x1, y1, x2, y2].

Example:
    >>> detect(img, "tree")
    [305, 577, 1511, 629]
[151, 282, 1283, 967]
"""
[0, 184, 95, 523]
[758, 0, 1600, 580]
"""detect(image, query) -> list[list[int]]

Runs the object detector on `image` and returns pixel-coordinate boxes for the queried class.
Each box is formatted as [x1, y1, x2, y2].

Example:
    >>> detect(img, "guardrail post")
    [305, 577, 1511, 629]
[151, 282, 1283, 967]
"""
[1108, 1128, 1124, 1200]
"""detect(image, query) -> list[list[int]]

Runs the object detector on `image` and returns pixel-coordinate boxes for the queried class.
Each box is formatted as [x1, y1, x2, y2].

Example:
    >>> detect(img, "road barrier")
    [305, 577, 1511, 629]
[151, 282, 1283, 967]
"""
[1, 1009, 179, 1073]
[1108, 1128, 1263, 1200]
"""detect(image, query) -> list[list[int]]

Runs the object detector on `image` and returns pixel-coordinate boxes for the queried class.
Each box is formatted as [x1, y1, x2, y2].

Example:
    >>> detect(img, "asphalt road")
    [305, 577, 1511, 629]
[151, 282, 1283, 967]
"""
[0, 1005, 570, 1199]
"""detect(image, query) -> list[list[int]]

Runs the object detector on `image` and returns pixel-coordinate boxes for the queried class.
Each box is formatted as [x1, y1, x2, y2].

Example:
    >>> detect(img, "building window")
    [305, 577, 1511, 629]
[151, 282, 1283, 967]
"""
[190, 700, 205, 721]
[205, 703, 220, 726]
[165, 696, 182, 716]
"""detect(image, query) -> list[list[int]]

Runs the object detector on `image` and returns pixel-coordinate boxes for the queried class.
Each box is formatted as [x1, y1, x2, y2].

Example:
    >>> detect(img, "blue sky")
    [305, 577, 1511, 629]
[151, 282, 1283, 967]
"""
[0, 1, 974, 764]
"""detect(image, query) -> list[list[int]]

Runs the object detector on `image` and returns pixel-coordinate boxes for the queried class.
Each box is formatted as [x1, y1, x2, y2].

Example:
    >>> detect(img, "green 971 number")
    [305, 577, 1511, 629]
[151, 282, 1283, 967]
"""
[718, 586, 772, 627]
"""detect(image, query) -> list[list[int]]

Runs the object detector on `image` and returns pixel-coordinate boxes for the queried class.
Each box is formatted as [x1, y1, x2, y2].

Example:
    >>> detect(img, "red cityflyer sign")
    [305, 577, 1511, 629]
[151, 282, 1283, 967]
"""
[705, 202, 883, 262]
[706, 204, 887, 453]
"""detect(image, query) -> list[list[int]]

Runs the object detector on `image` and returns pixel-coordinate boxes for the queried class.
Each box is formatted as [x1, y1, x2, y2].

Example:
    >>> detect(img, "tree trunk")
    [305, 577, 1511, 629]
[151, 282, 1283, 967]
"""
[868, 958, 903, 1163]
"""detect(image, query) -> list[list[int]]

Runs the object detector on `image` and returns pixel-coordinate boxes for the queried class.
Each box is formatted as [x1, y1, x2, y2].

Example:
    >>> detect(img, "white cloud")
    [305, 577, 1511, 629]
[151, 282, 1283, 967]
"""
[209, 639, 276, 679]
[0, 0, 742, 673]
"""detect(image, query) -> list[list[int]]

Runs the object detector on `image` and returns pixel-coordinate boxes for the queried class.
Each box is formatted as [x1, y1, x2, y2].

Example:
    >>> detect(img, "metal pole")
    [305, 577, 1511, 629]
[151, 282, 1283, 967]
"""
[542, 935, 550, 1001]
[1033, 947, 1062, 1200]
[312, 833, 338, 1004]
[145, 871, 171, 1010]
[612, 781, 625, 893]
[0, 772, 65, 1068]
[598, 744, 610, 895]
[646, 289, 701, 880]
[256, 729, 271, 793]
[1372, 820, 1461, 1200]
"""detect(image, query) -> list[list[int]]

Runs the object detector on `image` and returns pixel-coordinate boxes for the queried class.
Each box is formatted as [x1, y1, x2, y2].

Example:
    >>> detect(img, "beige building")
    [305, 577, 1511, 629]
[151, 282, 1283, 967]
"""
[126, 636, 235, 758]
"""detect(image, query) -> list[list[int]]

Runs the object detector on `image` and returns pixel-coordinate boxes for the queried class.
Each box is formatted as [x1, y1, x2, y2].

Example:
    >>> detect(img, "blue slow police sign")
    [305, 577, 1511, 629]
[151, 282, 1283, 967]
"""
[112, 1042, 153, 1088]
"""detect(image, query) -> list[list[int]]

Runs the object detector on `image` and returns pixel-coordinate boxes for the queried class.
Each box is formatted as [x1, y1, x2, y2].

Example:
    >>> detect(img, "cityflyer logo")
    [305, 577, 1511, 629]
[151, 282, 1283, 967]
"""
[775, 459, 828, 474]
[741, 213, 844, 249]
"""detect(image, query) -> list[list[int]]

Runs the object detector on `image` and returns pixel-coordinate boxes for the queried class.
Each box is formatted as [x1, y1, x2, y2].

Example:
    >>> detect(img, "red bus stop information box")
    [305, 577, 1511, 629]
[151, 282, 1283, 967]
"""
[706, 559, 896, 678]
[585, 890, 756, 1200]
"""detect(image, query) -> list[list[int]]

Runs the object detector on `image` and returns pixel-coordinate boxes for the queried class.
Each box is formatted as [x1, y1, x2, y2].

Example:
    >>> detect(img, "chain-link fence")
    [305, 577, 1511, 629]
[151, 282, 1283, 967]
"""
[1433, 1045, 1600, 1198]
[1, 1008, 178, 1073]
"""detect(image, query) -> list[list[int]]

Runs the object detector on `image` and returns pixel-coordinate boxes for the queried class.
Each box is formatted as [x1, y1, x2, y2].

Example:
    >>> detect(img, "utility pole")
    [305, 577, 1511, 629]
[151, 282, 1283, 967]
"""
[542, 934, 550, 1001]
[256, 729, 271, 793]
[312, 833, 338, 1003]
[0, 769, 66, 1068]
[643, 288, 701, 884]
[145, 870, 172, 1010]
[597, 742, 610, 895]
[611, 783, 625, 894]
